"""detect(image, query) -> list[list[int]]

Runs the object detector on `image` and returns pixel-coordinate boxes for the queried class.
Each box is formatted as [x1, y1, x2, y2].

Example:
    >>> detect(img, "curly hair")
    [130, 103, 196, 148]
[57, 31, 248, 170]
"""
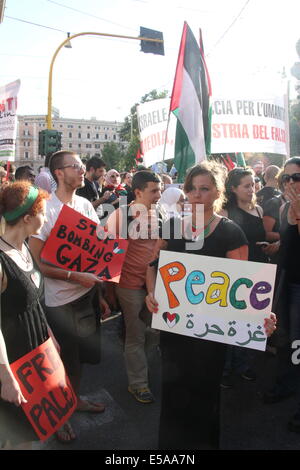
[0, 181, 49, 225]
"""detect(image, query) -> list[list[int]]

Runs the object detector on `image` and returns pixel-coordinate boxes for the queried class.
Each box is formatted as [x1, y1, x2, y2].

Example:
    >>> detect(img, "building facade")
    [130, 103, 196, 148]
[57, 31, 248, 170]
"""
[16, 114, 123, 170]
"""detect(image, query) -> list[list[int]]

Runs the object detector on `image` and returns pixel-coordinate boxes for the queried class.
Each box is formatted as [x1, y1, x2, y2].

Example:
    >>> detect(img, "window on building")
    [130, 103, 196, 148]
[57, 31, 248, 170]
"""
[87, 133, 90, 139]
[24, 151, 29, 159]
[96, 133, 99, 139]
[69, 143, 72, 148]
[105, 134, 107, 139]
[95, 144, 100, 149]
[78, 143, 81, 148]
[69, 132, 72, 138]
[78, 133, 81, 139]
[113, 134, 116, 140]
[86, 144, 92, 148]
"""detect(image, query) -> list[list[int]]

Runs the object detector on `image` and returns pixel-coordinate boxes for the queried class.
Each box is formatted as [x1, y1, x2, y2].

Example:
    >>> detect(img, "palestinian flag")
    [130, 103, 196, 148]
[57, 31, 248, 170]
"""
[170, 22, 212, 182]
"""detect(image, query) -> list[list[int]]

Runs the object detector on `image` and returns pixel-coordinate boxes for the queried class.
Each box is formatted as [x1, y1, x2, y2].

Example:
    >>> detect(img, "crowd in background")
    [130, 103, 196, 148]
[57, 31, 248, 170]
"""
[0, 150, 299, 450]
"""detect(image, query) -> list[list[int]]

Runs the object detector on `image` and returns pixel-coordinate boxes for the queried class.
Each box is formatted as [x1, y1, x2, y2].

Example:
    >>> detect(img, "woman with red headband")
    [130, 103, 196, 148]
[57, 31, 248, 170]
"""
[0, 182, 62, 449]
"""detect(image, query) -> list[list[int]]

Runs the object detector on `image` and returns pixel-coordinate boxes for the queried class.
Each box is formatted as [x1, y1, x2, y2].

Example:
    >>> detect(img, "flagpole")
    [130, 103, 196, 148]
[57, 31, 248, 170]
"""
[162, 109, 172, 162]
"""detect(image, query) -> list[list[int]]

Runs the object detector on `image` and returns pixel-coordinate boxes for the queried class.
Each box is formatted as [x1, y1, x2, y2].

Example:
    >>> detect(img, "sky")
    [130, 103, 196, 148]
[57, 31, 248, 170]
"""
[0, 0, 299, 123]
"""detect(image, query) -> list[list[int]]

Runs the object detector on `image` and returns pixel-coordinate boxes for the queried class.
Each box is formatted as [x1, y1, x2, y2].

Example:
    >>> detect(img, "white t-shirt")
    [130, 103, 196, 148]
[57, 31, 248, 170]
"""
[33, 192, 99, 307]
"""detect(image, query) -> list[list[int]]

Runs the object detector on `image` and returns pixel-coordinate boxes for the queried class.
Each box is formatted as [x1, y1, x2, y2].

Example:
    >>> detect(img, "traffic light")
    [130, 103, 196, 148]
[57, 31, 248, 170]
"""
[38, 129, 62, 156]
[140, 27, 164, 56]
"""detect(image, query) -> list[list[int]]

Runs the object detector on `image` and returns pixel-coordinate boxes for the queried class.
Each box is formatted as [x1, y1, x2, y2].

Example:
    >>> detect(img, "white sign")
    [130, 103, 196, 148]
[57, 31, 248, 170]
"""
[210, 95, 289, 156]
[137, 98, 176, 167]
[0, 79, 21, 161]
[152, 250, 277, 351]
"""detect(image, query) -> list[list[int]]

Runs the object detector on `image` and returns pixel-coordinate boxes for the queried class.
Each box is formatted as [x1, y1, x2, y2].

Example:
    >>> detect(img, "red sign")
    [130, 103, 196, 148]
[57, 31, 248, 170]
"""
[10, 337, 77, 441]
[41, 205, 128, 282]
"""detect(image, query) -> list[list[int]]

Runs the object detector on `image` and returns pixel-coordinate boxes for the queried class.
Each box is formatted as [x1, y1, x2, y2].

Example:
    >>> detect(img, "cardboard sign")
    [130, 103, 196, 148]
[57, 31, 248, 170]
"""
[210, 95, 289, 156]
[10, 337, 77, 441]
[41, 205, 128, 282]
[152, 250, 277, 351]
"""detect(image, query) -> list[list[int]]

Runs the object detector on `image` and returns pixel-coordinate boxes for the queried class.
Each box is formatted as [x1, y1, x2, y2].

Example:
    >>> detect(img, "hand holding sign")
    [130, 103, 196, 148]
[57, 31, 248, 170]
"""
[264, 313, 277, 337]
[1, 373, 27, 406]
[145, 292, 159, 313]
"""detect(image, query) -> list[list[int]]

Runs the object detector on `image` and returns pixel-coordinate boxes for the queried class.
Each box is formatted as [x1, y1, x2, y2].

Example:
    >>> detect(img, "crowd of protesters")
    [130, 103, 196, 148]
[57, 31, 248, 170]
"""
[1, 150, 300, 450]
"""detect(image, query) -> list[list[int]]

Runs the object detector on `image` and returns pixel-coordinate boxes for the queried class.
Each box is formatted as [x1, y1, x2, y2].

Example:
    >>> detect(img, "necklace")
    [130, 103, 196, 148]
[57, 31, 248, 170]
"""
[192, 215, 216, 237]
[0, 236, 32, 268]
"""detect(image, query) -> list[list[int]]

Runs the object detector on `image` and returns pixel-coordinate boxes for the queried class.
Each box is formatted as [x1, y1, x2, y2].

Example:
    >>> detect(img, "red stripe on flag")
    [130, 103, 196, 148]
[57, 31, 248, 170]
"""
[170, 22, 188, 112]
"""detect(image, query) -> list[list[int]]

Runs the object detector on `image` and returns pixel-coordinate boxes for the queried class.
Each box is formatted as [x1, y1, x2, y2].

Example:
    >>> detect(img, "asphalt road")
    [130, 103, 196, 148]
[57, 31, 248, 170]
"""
[34, 315, 300, 451]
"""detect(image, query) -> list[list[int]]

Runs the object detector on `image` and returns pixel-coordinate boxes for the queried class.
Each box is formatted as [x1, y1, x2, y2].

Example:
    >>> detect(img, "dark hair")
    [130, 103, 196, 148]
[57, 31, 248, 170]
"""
[49, 150, 76, 183]
[224, 167, 256, 209]
[15, 166, 34, 181]
[132, 170, 160, 194]
[0, 181, 49, 226]
[184, 161, 226, 212]
[284, 156, 300, 169]
[86, 156, 106, 172]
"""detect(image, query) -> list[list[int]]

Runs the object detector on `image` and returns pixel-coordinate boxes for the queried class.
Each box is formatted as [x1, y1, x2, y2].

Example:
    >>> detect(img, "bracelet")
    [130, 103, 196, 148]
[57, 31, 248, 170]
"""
[66, 271, 72, 280]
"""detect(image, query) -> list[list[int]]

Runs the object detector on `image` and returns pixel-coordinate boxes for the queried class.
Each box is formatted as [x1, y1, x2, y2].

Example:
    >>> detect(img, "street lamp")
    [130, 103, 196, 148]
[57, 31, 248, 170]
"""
[46, 30, 164, 129]
[64, 33, 72, 49]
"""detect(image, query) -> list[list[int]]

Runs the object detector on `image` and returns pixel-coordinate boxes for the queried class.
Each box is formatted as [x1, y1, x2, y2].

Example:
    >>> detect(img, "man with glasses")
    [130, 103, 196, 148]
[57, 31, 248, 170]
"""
[29, 151, 109, 443]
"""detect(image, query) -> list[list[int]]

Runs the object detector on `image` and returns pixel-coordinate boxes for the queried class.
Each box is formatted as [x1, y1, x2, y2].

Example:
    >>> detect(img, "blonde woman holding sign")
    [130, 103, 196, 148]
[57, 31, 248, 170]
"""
[0, 182, 64, 448]
[146, 161, 276, 450]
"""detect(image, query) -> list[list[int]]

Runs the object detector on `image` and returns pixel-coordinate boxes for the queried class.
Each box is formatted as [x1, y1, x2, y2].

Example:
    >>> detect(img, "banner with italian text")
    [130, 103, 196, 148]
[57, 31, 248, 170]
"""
[137, 98, 176, 167]
[152, 250, 277, 351]
[210, 94, 289, 155]
[0, 79, 21, 161]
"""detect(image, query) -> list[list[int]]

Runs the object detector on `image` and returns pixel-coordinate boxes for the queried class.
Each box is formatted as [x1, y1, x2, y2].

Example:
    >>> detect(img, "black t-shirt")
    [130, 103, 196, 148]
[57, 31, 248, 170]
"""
[163, 216, 248, 258]
[76, 178, 100, 202]
[263, 195, 284, 233]
[281, 224, 300, 283]
[256, 187, 281, 211]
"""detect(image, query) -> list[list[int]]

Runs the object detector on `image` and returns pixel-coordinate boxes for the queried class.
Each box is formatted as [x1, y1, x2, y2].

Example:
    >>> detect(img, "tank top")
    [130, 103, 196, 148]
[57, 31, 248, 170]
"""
[0, 251, 49, 363]
[227, 206, 268, 262]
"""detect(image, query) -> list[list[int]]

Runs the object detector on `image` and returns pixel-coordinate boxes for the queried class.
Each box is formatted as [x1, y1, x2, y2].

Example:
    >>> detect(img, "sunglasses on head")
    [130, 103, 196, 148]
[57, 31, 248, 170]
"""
[282, 173, 300, 183]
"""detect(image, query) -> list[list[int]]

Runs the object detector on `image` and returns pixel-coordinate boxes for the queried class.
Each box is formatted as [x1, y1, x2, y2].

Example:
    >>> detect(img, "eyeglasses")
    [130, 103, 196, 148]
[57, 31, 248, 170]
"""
[282, 173, 300, 183]
[58, 163, 86, 172]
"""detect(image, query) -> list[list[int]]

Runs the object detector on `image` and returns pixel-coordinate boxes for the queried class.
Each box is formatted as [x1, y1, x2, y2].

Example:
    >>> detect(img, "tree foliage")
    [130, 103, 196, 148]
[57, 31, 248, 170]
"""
[119, 89, 169, 143]
[100, 142, 127, 172]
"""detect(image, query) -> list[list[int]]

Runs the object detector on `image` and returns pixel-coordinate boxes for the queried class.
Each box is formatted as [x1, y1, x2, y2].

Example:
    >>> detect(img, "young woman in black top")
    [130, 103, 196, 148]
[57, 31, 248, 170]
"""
[0, 182, 65, 448]
[145, 161, 276, 450]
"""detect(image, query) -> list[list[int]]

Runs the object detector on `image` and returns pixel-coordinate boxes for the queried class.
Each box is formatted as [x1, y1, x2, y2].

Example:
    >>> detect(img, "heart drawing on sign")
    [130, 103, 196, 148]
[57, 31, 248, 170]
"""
[162, 312, 180, 328]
